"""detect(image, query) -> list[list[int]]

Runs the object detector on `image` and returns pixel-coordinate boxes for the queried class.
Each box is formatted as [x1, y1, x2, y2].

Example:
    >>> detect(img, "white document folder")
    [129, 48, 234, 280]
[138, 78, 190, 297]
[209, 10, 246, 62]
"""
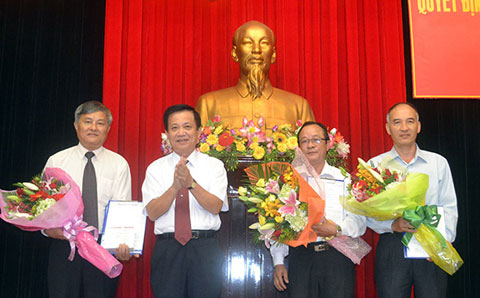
[101, 200, 147, 255]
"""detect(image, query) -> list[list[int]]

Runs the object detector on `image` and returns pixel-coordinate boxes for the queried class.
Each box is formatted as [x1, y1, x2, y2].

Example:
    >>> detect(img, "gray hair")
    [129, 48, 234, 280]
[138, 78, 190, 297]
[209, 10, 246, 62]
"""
[386, 102, 419, 123]
[74, 101, 113, 126]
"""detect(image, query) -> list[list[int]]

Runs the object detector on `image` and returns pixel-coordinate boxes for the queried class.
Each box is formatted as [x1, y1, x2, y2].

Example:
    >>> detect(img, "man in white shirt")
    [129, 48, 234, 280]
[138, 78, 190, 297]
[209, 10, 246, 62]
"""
[43, 101, 132, 298]
[367, 102, 458, 298]
[270, 121, 366, 298]
[142, 104, 228, 298]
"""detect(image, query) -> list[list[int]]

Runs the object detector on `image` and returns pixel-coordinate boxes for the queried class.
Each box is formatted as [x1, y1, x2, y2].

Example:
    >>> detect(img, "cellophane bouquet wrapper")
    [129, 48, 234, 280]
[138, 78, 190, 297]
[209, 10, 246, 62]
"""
[0, 167, 122, 278]
[414, 223, 463, 275]
[341, 167, 463, 274]
[340, 172, 428, 221]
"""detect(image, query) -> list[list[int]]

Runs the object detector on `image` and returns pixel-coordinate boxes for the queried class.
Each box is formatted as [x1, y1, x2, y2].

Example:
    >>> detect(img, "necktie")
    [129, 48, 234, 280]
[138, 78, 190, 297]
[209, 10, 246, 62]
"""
[83, 151, 98, 227]
[174, 187, 191, 245]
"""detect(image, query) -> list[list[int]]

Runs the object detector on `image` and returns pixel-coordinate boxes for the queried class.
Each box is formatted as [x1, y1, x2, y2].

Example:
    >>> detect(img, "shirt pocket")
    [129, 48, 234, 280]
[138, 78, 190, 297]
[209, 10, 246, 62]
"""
[97, 176, 115, 203]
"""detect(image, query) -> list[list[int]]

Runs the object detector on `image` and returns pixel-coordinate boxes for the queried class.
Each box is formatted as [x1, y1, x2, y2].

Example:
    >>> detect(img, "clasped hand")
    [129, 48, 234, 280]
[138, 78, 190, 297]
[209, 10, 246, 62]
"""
[173, 156, 194, 191]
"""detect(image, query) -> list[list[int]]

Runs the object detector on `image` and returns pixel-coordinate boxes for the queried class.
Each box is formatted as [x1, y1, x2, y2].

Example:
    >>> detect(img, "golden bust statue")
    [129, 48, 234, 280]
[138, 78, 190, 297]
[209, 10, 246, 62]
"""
[196, 21, 315, 130]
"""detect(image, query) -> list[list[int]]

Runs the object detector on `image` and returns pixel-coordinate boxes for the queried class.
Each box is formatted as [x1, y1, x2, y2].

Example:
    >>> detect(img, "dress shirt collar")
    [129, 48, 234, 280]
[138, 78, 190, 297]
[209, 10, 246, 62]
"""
[169, 150, 200, 168]
[388, 144, 427, 166]
[301, 161, 338, 180]
[75, 143, 105, 161]
[318, 162, 339, 179]
[235, 79, 274, 100]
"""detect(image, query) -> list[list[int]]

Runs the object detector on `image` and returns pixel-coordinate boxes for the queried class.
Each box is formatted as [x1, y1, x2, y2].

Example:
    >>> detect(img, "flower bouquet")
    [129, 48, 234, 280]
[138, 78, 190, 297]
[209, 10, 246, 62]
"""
[340, 158, 463, 275]
[326, 128, 350, 173]
[161, 115, 350, 172]
[0, 168, 123, 278]
[238, 161, 324, 247]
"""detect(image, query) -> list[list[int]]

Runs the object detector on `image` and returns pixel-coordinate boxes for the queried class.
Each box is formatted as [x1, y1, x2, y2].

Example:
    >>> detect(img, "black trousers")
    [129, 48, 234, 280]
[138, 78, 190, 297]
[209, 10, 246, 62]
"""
[375, 233, 448, 298]
[150, 236, 223, 298]
[287, 243, 355, 298]
[48, 238, 119, 298]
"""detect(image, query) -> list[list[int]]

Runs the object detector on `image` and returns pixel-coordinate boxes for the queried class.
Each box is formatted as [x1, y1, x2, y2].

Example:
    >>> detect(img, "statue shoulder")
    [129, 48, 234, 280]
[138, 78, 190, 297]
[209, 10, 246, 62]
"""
[197, 86, 238, 102]
[271, 87, 308, 103]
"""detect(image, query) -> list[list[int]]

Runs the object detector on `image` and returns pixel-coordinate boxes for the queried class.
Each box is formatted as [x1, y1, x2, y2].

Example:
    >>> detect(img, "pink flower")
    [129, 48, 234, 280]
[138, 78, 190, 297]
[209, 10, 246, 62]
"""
[328, 133, 335, 149]
[258, 116, 265, 127]
[352, 181, 368, 202]
[213, 115, 221, 123]
[278, 190, 300, 215]
[336, 142, 350, 158]
[296, 120, 303, 127]
[265, 180, 280, 194]
[259, 228, 274, 248]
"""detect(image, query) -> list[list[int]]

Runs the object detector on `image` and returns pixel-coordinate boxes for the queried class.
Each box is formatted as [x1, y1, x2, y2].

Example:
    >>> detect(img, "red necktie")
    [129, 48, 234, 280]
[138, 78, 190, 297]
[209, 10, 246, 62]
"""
[174, 187, 191, 245]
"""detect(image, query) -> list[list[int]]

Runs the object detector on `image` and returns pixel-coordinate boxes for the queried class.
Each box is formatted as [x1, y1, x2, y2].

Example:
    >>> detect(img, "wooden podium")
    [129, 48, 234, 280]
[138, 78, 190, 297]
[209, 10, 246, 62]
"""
[218, 157, 288, 298]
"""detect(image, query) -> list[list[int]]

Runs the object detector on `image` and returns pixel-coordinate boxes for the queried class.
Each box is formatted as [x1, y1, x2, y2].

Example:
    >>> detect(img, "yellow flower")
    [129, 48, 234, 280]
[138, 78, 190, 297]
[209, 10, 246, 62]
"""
[263, 197, 282, 217]
[273, 132, 287, 144]
[279, 124, 292, 131]
[260, 223, 275, 230]
[249, 142, 259, 149]
[357, 168, 380, 188]
[199, 143, 210, 153]
[256, 178, 266, 187]
[287, 136, 298, 149]
[214, 125, 224, 135]
[206, 134, 218, 145]
[275, 216, 284, 223]
[277, 143, 287, 153]
[260, 201, 267, 209]
[236, 141, 246, 152]
[216, 145, 225, 152]
[253, 146, 265, 159]
[258, 215, 266, 226]
[267, 194, 276, 202]
[238, 186, 248, 196]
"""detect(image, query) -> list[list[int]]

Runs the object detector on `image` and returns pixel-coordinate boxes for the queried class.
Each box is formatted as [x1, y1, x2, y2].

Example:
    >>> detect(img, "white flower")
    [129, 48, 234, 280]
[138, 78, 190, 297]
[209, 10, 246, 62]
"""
[11, 212, 33, 219]
[23, 182, 39, 191]
[285, 209, 308, 232]
[358, 158, 384, 184]
[34, 198, 57, 217]
[337, 142, 350, 156]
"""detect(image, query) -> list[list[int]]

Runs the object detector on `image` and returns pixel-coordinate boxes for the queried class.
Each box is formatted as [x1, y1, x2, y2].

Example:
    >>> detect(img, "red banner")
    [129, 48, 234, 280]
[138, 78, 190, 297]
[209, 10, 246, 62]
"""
[408, 0, 480, 98]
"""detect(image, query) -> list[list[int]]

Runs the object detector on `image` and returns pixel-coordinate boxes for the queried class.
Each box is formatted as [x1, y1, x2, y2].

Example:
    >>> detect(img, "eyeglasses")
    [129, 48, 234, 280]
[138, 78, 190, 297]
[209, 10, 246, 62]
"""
[299, 138, 329, 146]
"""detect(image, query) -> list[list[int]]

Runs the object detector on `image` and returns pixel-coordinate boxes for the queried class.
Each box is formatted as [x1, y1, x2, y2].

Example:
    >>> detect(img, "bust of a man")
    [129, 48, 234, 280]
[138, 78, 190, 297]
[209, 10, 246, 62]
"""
[196, 21, 315, 130]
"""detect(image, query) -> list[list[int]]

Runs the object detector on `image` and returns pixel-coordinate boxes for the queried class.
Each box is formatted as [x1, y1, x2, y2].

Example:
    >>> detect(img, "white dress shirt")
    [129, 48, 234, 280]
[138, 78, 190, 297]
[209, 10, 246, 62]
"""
[366, 145, 458, 242]
[142, 150, 228, 234]
[270, 162, 367, 266]
[44, 143, 132, 231]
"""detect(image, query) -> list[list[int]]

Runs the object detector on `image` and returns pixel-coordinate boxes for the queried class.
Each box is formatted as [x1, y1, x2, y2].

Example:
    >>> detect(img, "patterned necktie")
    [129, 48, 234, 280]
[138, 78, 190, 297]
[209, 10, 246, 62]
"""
[82, 151, 98, 227]
[174, 187, 191, 245]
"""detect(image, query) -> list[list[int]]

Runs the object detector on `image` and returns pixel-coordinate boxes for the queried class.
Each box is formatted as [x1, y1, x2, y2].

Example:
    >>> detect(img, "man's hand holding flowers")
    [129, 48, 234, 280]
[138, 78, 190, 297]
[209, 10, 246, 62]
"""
[312, 217, 339, 238]
[392, 217, 417, 233]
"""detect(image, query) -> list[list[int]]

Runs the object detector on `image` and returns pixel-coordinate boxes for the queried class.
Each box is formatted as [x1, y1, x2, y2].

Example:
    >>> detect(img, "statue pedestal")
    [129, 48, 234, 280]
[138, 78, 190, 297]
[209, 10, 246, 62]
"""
[218, 157, 287, 297]
[226, 156, 259, 197]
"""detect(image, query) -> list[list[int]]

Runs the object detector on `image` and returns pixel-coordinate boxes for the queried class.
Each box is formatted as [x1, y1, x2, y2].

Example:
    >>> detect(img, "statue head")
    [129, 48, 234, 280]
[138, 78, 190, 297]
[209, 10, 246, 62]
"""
[232, 21, 277, 99]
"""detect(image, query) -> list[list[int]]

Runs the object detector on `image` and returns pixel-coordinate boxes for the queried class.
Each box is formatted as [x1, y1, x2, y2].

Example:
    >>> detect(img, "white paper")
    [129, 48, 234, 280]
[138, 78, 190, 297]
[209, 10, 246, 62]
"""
[101, 200, 147, 255]
[404, 207, 446, 259]
[321, 178, 346, 224]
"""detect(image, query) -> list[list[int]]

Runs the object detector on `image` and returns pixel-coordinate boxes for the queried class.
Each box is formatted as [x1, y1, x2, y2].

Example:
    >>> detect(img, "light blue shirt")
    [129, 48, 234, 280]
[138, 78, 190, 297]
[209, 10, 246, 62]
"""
[366, 145, 458, 242]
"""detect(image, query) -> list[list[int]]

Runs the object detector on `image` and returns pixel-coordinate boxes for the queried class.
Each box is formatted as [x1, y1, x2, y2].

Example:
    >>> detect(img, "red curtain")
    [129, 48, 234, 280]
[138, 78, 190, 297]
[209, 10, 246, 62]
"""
[103, 0, 406, 297]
